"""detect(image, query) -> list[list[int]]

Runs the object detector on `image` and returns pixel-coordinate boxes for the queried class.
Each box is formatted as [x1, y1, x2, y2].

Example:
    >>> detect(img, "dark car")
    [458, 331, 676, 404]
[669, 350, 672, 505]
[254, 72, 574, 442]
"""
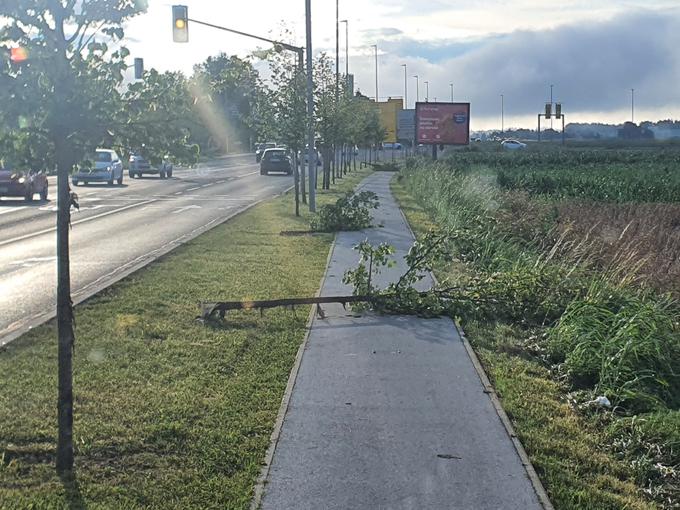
[0, 168, 48, 202]
[129, 153, 173, 179]
[260, 148, 292, 175]
[256, 142, 277, 163]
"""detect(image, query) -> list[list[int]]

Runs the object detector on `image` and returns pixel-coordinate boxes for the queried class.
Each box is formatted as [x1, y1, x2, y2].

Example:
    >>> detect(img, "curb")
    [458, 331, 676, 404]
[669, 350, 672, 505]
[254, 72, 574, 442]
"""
[395, 188, 554, 510]
[249, 232, 338, 510]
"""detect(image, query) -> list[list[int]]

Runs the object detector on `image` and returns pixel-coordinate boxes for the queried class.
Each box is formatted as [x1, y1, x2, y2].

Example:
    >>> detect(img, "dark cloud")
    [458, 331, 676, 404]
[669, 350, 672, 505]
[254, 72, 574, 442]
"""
[438, 8, 680, 117]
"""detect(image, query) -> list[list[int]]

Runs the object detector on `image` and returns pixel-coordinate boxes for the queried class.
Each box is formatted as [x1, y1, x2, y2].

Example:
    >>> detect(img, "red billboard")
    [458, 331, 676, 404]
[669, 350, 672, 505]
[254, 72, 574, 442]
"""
[416, 102, 470, 145]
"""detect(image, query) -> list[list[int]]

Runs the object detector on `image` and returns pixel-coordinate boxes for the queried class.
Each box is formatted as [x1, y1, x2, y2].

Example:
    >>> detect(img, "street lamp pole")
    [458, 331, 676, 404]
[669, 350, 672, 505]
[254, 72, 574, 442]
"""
[341, 19, 348, 92]
[631, 88, 635, 123]
[424, 80, 429, 102]
[413, 75, 419, 103]
[550, 84, 554, 130]
[372, 44, 378, 101]
[450, 82, 454, 102]
[501, 93, 504, 135]
[305, 0, 316, 211]
[401, 64, 407, 108]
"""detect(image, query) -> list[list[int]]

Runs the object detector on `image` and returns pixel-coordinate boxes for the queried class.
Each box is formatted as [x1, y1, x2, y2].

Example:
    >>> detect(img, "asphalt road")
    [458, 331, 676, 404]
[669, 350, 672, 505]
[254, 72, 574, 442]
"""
[0, 153, 292, 345]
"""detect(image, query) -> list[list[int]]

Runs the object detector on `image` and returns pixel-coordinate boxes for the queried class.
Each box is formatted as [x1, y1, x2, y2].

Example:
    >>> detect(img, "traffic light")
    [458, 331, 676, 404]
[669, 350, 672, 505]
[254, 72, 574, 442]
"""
[133, 58, 144, 80]
[545, 102, 552, 118]
[555, 103, 562, 119]
[172, 5, 189, 43]
[9, 46, 28, 65]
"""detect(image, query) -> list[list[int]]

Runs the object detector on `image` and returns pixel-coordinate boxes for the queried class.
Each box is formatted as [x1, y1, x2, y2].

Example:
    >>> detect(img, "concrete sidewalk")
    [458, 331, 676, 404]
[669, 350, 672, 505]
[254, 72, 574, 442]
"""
[259, 172, 546, 510]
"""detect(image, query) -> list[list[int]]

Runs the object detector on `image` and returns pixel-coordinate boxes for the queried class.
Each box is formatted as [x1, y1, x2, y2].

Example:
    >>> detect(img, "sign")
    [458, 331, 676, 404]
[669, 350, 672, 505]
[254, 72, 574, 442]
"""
[415, 102, 470, 145]
[398, 109, 416, 141]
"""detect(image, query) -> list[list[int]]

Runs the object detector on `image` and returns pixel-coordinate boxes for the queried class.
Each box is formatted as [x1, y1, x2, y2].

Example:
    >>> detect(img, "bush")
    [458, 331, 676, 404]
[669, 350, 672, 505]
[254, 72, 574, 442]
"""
[310, 191, 379, 232]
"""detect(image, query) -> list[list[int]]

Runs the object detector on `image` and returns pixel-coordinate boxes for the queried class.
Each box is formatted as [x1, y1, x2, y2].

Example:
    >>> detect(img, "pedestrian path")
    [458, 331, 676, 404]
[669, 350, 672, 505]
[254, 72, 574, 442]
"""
[259, 172, 546, 510]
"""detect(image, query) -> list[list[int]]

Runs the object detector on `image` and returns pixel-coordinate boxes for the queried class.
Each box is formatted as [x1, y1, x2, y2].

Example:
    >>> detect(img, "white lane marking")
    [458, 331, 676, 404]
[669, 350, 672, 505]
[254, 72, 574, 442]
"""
[0, 199, 157, 248]
[174, 191, 183, 195]
[200, 183, 212, 188]
[236, 170, 259, 178]
[0, 206, 27, 216]
[216, 180, 226, 184]
[187, 186, 201, 191]
[172, 205, 202, 214]
[9, 256, 57, 268]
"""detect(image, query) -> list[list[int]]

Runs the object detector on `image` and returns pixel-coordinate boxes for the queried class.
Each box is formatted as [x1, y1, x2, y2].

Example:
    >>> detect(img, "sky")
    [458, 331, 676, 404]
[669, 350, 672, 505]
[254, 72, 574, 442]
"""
[124, 0, 680, 130]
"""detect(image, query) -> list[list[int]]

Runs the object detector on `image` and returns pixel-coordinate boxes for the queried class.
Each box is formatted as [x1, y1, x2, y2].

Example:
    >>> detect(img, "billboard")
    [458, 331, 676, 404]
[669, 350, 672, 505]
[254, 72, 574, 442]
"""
[376, 98, 402, 143]
[416, 102, 470, 145]
[397, 109, 416, 141]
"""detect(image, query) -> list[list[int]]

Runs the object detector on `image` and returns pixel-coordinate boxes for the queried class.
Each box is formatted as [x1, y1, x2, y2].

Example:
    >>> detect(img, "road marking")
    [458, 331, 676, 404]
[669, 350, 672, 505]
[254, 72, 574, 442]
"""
[236, 170, 259, 178]
[0, 199, 157, 248]
[9, 256, 57, 268]
[172, 205, 202, 214]
[216, 180, 226, 184]
[187, 186, 201, 191]
[174, 191, 183, 195]
[0, 206, 27, 216]
[200, 183, 212, 188]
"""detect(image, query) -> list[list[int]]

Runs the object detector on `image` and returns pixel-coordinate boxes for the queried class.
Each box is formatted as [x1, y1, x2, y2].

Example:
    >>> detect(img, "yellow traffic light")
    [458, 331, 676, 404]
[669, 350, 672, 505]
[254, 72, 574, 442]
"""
[172, 5, 188, 43]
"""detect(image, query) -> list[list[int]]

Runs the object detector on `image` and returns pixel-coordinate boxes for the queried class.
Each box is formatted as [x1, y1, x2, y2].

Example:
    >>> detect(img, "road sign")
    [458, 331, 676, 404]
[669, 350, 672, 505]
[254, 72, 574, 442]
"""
[415, 102, 470, 145]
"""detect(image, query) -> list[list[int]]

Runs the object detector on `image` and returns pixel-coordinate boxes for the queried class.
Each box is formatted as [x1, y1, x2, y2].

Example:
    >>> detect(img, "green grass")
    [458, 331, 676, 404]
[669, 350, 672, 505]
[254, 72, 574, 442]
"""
[0, 168, 372, 509]
[391, 176, 665, 510]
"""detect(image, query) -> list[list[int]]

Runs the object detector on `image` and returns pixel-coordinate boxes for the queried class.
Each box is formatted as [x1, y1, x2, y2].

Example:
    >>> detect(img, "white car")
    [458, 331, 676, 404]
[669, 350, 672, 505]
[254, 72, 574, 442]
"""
[72, 149, 124, 186]
[500, 139, 527, 151]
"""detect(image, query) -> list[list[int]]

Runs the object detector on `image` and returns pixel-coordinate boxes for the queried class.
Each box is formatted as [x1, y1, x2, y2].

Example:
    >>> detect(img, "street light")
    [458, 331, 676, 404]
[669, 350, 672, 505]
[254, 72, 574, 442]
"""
[424, 80, 429, 102]
[500, 94, 504, 135]
[450, 83, 454, 102]
[631, 88, 635, 123]
[550, 84, 554, 129]
[413, 75, 419, 103]
[341, 19, 349, 92]
[401, 64, 407, 108]
[371, 44, 378, 101]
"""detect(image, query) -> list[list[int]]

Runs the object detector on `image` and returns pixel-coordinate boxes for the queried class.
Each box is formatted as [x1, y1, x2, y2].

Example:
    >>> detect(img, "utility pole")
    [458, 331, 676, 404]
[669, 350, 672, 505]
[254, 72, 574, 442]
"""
[401, 64, 407, 108]
[550, 84, 554, 130]
[372, 44, 378, 101]
[501, 94, 504, 136]
[631, 88, 635, 123]
[306, 0, 316, 211]
[425, 80, 429, 102]
[450, 83, 454, 102]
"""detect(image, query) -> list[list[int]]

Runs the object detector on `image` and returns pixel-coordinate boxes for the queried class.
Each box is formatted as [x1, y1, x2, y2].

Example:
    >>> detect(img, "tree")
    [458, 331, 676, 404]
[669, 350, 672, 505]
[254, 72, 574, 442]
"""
[0, 0, 145, 476]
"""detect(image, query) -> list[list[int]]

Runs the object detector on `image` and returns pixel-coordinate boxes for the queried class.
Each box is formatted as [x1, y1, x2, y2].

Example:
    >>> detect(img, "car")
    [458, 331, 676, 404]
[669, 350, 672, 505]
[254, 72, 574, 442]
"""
[381, 142, 402, 150]
[129, 153, 173, 179]
[301, 147, 322, 167]
[72, 149, 124, 186]
[260, 148, 293, 175]
[0, 167, 48, 202]
[500, 139, 527, 151]
[256, 142, 277, 163]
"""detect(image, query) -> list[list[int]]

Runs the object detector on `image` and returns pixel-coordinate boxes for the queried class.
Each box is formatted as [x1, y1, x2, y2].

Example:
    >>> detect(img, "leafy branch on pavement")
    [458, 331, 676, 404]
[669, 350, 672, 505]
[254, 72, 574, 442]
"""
[310, 191, 379, 232]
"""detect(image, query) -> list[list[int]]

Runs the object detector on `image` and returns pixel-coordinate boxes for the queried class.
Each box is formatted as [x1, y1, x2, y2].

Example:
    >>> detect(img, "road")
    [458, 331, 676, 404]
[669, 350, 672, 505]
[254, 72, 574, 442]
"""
[0, 154, 292, 345]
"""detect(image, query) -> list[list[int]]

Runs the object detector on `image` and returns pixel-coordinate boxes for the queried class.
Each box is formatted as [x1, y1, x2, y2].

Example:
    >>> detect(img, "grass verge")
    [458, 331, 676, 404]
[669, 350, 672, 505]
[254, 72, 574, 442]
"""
[0, 168, 372, 509]
[391, 176, 661, 510]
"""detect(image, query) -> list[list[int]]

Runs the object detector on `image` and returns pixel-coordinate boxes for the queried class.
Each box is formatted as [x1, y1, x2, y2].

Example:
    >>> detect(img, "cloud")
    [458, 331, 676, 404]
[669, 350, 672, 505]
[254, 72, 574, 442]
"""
[351, 8, 680, 124]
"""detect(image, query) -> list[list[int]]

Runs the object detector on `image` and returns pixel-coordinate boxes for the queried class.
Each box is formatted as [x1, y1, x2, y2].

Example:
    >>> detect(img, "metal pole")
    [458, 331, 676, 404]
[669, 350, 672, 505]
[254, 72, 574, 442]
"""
[550, 84, 553, 130]
[501, 94, 504, 135]
[562, 114, 566, 145]
[537, 114, 541, 142]
[341, 20, 349, 92]
[425, 81, 429, 102]
[305, 0, 315, 212]
[372, 44, 378, 101]
[414, 75, 419, 103]
[450, 83, 454, 102]
[631, 88, 635, 123]
[335, 0, 339, 100]
[401, 64, 407, 108]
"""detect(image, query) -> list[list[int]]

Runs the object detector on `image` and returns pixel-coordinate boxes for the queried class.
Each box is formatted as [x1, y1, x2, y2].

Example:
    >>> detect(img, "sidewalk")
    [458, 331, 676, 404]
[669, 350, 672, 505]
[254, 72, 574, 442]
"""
[259, 172, 546, 509]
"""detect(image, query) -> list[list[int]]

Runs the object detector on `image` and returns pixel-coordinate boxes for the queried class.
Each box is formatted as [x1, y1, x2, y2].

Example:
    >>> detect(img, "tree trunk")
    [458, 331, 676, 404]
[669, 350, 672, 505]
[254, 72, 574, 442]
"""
[292, 152, 300, 216]
[55, 139, 75, 477]
[300, 152, 307, 204]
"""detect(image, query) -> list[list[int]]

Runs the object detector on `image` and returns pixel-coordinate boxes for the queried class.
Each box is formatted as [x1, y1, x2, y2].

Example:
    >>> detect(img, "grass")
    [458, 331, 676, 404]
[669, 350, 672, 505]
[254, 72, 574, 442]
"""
[0, 167, 372, 509]
[391, 174, 674, 509]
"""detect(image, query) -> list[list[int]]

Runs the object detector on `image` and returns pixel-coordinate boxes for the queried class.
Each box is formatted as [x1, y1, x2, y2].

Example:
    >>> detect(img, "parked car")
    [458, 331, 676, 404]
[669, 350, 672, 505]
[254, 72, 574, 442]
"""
[500, 139, 527, 151]
[256, 142, 277, 163]
[260, 148, 292, 175]
[129, 153, 173, 179]
[0, 167, 48, 202]
[72, 149, 124, 186]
